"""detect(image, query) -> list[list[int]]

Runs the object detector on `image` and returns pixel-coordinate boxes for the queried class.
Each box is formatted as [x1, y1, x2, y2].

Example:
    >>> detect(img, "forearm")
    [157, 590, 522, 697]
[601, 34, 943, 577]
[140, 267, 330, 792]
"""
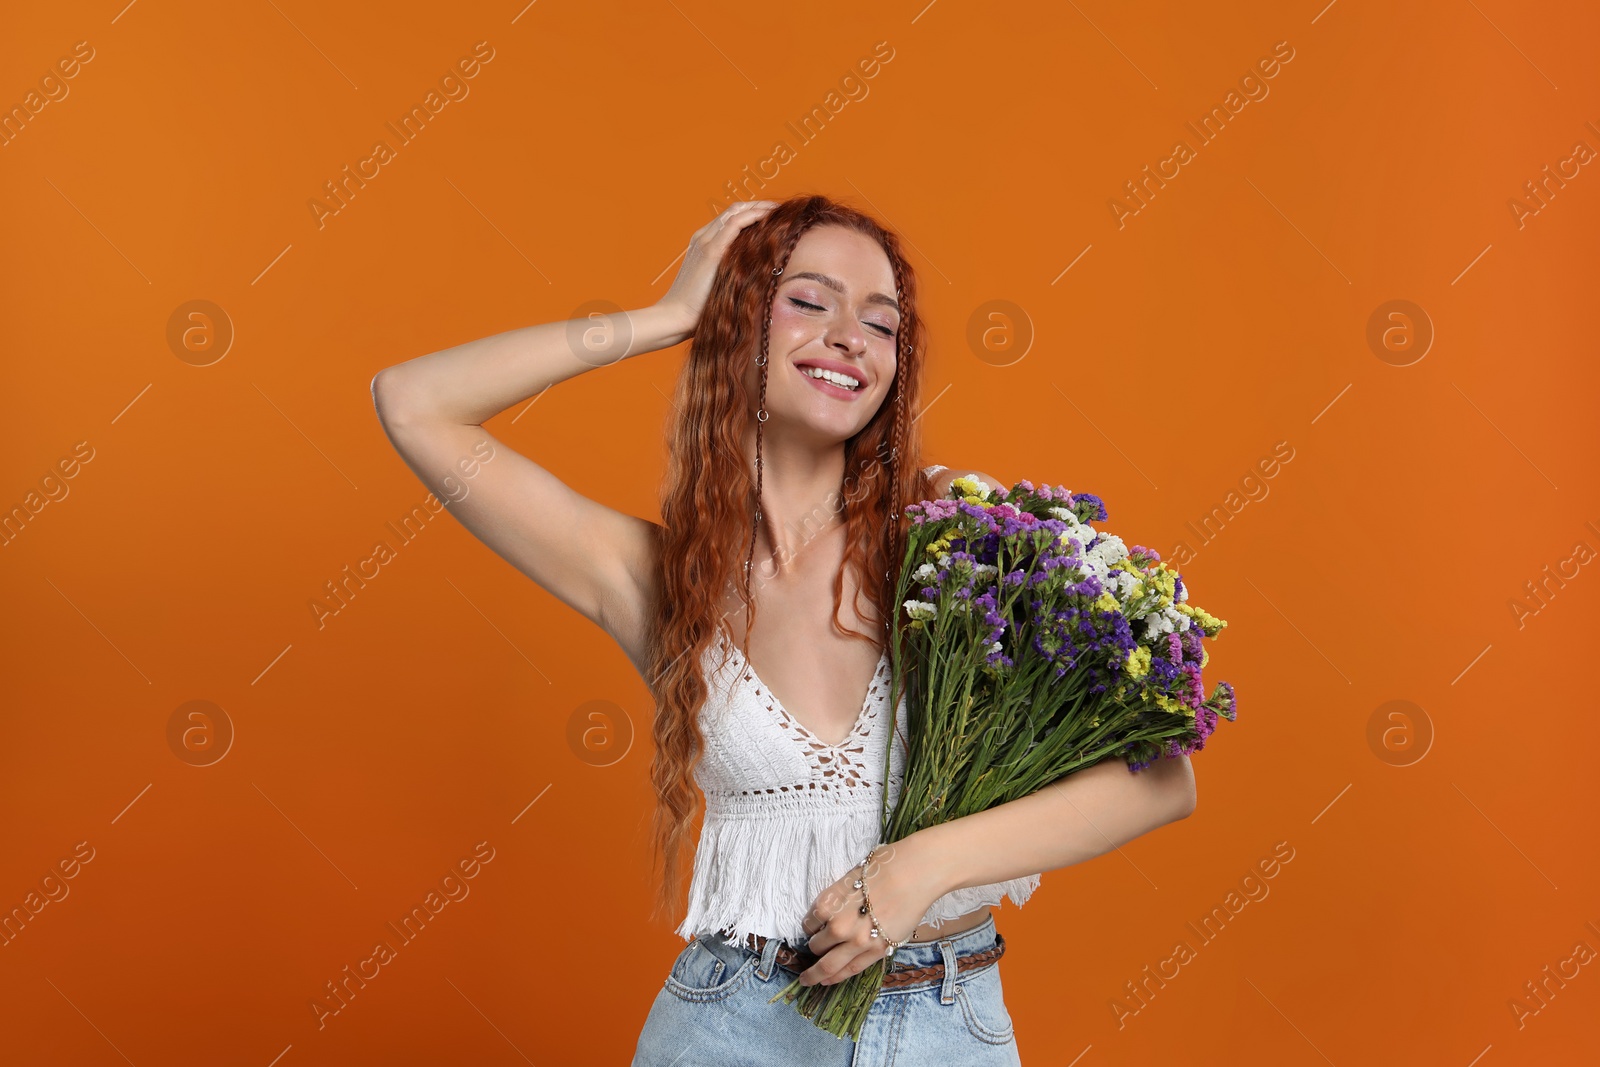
[372, 302, 692, 427]
[907, 754, 1197, 896]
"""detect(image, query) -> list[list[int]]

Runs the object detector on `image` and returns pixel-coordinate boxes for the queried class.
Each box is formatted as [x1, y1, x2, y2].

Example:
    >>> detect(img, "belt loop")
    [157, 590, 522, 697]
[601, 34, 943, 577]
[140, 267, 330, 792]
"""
[756, 935, 781, 981]
[939, 939, 959, 1004]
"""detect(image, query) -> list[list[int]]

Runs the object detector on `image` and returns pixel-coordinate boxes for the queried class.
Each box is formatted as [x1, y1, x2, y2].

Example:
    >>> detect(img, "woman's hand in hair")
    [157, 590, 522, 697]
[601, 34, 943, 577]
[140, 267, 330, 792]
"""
[656, 200, 778, 339]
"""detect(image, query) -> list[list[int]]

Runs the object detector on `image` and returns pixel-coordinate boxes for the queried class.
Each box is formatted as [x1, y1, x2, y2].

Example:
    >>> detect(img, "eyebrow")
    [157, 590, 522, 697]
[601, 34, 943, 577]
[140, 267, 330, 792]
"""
[786, 271, 900, 312]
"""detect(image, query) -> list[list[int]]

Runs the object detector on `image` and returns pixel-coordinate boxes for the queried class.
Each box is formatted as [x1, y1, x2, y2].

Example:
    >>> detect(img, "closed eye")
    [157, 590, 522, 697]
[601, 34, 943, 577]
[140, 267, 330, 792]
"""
[788, 297, 897, 337]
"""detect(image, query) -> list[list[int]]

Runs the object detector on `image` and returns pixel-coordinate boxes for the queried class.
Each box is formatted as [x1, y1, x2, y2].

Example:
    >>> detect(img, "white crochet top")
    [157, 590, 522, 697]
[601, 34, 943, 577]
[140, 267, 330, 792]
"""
[674, 496, 1044, 944]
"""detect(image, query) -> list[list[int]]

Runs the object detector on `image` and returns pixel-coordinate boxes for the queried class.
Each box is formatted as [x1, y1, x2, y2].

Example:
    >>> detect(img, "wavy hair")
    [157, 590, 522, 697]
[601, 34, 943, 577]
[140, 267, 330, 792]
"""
[643, 194, 936, 926]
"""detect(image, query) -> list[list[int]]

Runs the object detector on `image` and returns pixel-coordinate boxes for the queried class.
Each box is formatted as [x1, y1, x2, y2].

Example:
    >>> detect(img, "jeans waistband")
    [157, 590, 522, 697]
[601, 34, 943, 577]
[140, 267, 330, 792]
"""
[871, 913, 999, 971]
[697, 913, 1003, 996]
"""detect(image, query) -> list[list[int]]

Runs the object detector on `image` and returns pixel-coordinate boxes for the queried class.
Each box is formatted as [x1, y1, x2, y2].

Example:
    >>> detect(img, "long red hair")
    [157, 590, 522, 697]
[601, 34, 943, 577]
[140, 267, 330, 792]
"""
[643, 194, 936, 926]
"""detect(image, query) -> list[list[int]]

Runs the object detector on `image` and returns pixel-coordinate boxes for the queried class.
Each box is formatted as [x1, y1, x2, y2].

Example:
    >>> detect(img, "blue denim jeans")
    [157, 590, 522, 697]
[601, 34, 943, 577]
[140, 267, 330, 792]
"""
[632, 913, 1022, 1066]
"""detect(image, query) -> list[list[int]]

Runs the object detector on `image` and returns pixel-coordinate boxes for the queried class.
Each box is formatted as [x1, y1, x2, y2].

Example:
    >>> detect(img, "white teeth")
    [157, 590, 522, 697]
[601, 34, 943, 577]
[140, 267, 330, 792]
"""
[801, 365, 862, 390]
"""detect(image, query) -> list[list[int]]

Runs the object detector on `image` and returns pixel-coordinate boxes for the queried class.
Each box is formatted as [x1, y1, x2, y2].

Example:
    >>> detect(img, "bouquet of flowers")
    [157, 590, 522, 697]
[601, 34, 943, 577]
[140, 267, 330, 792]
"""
[769, 475, 1237, 1038]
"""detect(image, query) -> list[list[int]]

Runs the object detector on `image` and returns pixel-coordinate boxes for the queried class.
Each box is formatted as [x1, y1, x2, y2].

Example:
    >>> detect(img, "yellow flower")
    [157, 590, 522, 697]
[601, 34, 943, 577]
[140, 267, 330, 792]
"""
[1125, 646, 1151, 680]
[1175, 602, 1227, 633]
[1153, 693, 1193, 718]
[1094, 592, 1119, 613]
[1148, 568, 1176, 601]
[950, 475, 992, 501]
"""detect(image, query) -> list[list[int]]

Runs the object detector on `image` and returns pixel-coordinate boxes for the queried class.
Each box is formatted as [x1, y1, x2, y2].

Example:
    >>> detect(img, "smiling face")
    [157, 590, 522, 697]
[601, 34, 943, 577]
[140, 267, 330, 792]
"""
[747, 223, 901, 444]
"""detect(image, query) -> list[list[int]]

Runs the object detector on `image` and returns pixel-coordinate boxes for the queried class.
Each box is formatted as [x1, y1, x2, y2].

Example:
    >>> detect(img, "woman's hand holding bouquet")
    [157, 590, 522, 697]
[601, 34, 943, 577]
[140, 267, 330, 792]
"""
[771, 474, 1238, 1039]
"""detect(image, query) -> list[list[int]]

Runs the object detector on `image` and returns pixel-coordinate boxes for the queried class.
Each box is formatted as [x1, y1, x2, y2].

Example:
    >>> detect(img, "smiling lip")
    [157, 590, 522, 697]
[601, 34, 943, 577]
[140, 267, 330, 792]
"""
[794, 358, 867, 398]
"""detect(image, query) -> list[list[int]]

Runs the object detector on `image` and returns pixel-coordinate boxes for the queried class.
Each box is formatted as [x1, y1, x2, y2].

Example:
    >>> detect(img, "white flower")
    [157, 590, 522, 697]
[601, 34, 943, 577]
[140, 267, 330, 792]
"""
[1141, 605, 1191, 640]
[1087, 533, 1128, 567]
[913, 562, 939, 581]
[1055, 528, 1092, 555]
[1142, 612, 1174, 640]
[1046, 506, 1076, 522]
[974, 563, 999, 580]
[1107, 570, 1140, 598]
[904, 600, 937, 620]
[937, 552, 952, 568]
[1078, 554, 1110, 584]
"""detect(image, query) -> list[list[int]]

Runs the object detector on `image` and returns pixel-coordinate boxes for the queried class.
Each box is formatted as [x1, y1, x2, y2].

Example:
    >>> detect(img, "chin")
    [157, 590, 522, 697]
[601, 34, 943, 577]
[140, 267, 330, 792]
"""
[774, 408, 873, 447]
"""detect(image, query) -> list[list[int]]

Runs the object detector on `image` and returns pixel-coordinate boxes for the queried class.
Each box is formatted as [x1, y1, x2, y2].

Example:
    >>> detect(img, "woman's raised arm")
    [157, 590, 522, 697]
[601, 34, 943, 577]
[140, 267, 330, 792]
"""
[368, 303, 689, 670]
[367, 200, 776, 671]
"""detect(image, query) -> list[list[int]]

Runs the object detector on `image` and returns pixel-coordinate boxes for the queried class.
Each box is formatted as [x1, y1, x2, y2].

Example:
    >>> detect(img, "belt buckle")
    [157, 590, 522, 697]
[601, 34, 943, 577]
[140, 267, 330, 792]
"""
[786, 937, 821, 970]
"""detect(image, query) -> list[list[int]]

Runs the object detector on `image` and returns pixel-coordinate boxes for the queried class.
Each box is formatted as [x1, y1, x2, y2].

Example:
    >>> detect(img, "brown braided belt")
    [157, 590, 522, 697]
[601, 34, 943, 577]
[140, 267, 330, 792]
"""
[739, 930, 1006, 989]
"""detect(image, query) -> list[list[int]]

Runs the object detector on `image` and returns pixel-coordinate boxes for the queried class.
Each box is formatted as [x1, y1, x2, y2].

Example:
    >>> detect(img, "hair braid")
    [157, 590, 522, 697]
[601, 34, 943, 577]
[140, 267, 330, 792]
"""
[740, 197, 825, 646]
[883, 248, 919, 647]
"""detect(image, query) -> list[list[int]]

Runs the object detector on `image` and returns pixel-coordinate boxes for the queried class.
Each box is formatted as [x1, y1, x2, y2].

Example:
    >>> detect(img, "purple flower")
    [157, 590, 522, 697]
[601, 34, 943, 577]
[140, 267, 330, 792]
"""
[1074, 493, 1108, 522]
[1181, 664, 1204, 707]
[1208, 681, 1238, 721]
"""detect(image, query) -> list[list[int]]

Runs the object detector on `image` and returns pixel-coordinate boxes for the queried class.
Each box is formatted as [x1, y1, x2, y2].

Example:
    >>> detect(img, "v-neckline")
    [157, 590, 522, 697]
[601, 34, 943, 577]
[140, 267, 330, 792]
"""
[716, 629, 888, 749]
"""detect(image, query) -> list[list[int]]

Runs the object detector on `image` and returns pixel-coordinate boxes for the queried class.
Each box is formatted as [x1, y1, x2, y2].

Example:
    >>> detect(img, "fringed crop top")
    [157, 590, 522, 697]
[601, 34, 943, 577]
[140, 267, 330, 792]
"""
[674, 620, 1043, 947]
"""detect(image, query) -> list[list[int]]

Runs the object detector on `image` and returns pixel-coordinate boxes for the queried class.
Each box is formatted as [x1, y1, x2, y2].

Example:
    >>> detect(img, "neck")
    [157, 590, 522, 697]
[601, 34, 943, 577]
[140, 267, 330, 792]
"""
[741, 428, 850, 579]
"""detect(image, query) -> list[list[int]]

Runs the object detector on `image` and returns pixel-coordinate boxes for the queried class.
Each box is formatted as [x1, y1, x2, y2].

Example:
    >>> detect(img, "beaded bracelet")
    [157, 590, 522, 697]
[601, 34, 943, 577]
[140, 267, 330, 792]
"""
[854, 843, 908, 959]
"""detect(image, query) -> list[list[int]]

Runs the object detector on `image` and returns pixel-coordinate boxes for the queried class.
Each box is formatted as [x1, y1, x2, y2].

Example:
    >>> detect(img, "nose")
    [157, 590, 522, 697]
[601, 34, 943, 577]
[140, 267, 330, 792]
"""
[823, 315, 869, 357]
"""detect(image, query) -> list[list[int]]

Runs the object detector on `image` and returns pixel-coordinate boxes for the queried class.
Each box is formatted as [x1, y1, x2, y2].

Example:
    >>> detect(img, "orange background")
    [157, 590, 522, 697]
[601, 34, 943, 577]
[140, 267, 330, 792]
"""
[3, 1, 1597, 1063]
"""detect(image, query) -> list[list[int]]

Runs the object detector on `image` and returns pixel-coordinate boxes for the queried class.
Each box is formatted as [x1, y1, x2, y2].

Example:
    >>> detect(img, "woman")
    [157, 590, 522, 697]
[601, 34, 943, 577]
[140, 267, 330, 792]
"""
[371, 195, 1197, 1062]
